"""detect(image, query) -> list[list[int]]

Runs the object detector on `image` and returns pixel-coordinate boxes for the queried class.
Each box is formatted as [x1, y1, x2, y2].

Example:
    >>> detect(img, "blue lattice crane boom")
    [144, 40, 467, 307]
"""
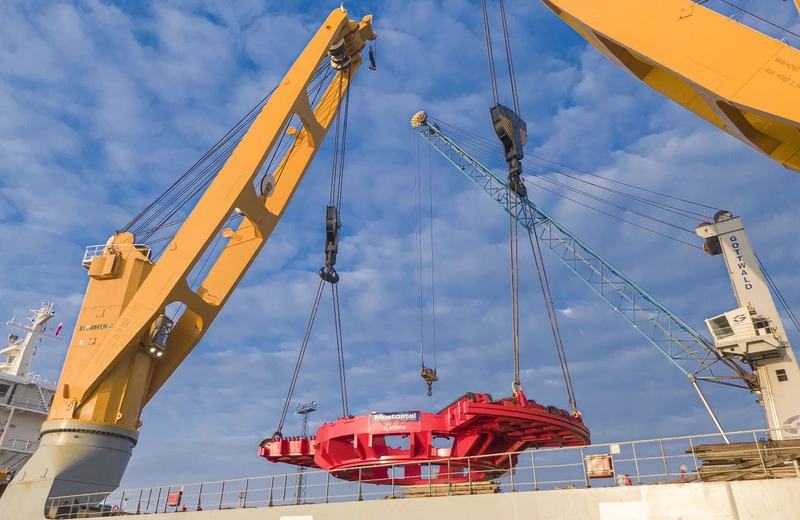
[411, 111, 760, 436]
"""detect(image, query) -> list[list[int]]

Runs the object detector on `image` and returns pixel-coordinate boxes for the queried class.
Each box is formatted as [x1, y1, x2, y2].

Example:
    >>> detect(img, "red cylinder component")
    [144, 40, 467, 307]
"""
[259, 390, 590, 486]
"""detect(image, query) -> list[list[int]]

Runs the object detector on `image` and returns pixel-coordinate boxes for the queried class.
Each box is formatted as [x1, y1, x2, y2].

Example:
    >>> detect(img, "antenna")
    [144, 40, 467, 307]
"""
[293, 401, 317, 504]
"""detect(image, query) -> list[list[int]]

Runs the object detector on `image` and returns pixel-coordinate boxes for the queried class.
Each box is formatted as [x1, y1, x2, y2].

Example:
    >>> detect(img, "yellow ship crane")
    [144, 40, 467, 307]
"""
[540, 0, 800, 173]
[0, 8, 375, 519]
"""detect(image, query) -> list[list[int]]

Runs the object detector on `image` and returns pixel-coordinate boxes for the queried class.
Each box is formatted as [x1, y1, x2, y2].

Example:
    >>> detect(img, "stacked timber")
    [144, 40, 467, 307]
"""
[398, 481, 501, 498]
[684, 439, 800, 482]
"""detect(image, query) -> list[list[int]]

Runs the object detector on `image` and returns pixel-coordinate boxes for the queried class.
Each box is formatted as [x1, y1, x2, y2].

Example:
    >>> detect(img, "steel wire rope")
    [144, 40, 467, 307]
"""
[521, 204, 578, 413]
[445, 134, 708, 224]
[140, 65, 333, 251]
[713, 0, 800, 41]
[480, 0, 500, 105]
[427, 141, 439, 371]
[756, 254, 800, 335]
[272, 277, 327, 438]
[414, 133, 427, 370]
[128, 64, 331, 243]
[438, 132, 704, 241]
[272, 63, 355, 435]
[424, 122, 708, 247]
[497, 0, 521, 114]
[429, 117, 717, 219]
[509, 195, 522, 392]
[327, 67, 353, 419]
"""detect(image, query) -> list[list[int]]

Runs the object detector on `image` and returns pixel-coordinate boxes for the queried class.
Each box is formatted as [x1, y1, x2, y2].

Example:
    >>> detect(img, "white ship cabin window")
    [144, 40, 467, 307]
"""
[752, 316, 771, 334]
[708, 315, 734, 339]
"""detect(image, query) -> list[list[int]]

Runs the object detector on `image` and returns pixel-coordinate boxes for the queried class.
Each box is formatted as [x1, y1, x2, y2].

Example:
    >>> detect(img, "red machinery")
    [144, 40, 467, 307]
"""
[259, 390, 589, 485]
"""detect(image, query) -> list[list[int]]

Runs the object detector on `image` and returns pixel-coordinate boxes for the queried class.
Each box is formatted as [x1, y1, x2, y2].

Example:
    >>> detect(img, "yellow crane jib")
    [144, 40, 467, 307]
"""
[47, 8, 376, 435]
[540, 0, 800, 173]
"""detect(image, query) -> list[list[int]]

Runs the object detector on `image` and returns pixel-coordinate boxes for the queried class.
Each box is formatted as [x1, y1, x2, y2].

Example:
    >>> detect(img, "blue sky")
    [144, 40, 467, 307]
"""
[2, 0, 800, 489]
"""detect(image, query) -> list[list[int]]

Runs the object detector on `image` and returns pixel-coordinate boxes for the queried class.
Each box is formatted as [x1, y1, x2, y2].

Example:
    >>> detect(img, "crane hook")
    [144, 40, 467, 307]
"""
[368, 45, 377, 71]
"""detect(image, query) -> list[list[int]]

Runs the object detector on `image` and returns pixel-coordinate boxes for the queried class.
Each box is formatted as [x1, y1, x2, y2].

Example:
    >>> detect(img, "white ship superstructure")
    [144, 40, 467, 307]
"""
[0, 302, 61, 480]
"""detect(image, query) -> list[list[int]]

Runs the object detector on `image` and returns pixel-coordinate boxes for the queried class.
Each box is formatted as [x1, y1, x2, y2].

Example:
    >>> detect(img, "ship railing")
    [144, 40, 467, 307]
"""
[0, 392, 49, 413]
[44, 427, 800, 517]
[82, 243, 152, 269]
[1, 438, 39, 454]
[27, 373, 58, 389]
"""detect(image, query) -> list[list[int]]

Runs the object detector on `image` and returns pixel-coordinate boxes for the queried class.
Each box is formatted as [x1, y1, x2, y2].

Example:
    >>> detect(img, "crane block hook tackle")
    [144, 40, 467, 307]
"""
[420, 366, 438, 397]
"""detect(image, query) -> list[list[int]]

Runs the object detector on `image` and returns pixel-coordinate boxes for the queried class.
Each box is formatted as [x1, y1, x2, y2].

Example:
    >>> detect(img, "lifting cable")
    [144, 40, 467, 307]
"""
[522, 204, 578, 413]
[271, 64, 355, 439]
[415, 133, 439, 396]
[482, 0, 529, 396]
[509, 197, 522, 395]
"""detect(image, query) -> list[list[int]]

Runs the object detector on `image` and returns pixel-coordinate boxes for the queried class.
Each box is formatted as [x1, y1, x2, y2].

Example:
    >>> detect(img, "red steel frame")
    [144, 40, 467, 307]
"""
[259, 390, 590, 485]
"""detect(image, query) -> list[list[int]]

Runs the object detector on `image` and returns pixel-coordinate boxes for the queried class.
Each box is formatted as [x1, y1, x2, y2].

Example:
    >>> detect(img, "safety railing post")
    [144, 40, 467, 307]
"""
[447, 459, 452, 494]
[659, 439, 669, 477]
[428, 461, 432, 497]
[631, 444, 642, 485]
[164, 487, 171, 513]
[391, 464, 396, 499]
[508, 453, 516, 492]
[689, 437, 701, 482]
[580, 448, 589, 488]
[146, 488, 153, 512]
[154, 487, 162, 514]
[467, 457, 473, 494]
[218, 482, 225, 511]
[136, 489, 142, 515]
[753, 431, 768, 478]
[243, 478, 249, 508]
[531, 451, 538, 490]
[325, 471, 331, 503]
[268, 477, 274, 507]
[282, 475, 288, 502]
[196, 483, 203, 512]
[358, 468, 363, 501]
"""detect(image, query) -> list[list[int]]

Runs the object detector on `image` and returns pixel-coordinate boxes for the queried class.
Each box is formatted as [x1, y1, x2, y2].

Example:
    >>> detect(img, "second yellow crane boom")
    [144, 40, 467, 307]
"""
[541, 0, 800, 173]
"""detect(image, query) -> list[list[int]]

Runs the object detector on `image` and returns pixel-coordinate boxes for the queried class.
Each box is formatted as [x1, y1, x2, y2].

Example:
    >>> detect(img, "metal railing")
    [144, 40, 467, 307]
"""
[1, 438, 39, 453]
[0, 392, 49, 413]
[28, 373, 58, 389]
[45, 428, 799, 517]
[82, 244, 151, 268]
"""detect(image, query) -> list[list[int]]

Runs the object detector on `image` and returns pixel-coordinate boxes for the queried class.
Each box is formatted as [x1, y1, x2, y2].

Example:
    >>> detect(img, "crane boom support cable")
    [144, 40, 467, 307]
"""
[125, 64, 332, 243]
[757, 254, 800, 335]
[428, 116, 719, 215]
